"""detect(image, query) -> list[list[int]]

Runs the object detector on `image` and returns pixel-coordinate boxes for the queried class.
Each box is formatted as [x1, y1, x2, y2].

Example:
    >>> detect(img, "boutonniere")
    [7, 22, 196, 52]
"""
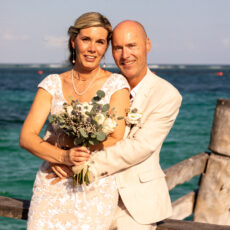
[126, 107, 142, 126]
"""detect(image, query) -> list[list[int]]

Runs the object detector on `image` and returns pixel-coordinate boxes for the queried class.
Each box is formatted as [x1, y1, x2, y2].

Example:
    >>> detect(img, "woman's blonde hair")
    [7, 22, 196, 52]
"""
[68, 12, 112, 65]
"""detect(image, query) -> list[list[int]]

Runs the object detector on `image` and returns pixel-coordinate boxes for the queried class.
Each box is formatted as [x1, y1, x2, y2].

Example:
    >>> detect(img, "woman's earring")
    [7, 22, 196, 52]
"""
[72, 50, 76, 64]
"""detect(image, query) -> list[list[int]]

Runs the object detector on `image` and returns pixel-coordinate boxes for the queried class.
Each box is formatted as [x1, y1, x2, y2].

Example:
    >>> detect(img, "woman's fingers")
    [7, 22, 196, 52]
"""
[51, 163, 73, 178]
[73, 146, 90, 153]
[46, 173, 57, 179]
[67, 148, 91, 165]
[51, 177, 63, 185]
[51, 165, 65, 178]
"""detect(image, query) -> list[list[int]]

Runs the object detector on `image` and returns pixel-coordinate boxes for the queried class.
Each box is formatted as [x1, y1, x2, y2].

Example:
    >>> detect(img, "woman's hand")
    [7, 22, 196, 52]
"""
[46, 163, 73, 184]
[64, 146, 91, 166]
[47, 146, 91, 184]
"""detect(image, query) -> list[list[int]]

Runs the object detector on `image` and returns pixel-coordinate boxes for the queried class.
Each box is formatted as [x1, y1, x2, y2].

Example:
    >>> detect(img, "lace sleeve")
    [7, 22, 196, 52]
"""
[103, 74, 130, 102]
[38, 74, 59, 96]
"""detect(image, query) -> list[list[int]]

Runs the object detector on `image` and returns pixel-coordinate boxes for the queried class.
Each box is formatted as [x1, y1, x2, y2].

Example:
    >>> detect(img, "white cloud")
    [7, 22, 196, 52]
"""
[0, 29, 30, 41]
[221, 38, 230, 48]
[43, 35, 67, 48]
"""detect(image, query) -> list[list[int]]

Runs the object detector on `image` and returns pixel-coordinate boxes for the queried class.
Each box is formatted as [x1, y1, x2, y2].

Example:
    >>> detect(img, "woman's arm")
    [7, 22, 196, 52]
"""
[19, 88, 90, 165]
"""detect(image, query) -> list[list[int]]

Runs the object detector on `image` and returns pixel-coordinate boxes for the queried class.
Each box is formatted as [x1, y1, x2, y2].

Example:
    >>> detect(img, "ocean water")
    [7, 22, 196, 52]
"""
[0, 64, 230, 229]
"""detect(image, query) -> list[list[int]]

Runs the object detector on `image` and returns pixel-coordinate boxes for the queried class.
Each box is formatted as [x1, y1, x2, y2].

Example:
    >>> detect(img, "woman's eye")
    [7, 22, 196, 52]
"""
[97, 40, 105, 44]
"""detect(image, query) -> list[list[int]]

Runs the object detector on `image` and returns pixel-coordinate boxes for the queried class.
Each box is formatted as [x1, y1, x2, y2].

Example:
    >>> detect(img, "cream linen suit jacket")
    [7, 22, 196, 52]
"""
[91, 68, 182, 224]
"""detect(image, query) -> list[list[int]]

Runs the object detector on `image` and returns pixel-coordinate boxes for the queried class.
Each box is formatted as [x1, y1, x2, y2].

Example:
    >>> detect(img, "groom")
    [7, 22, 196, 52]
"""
[87, 20, 182, 229]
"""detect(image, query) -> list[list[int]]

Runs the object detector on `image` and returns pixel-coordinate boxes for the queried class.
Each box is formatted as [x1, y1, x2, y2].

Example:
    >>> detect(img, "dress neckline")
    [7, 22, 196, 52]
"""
[57, 73, 115, 104]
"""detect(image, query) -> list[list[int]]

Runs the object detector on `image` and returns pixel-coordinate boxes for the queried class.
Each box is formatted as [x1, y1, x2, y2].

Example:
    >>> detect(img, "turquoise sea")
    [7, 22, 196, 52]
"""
[0, 64, 230, 229]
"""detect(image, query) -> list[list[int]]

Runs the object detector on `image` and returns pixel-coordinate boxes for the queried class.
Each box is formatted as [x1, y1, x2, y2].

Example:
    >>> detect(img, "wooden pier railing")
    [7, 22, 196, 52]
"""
[1, 98, 230, 230]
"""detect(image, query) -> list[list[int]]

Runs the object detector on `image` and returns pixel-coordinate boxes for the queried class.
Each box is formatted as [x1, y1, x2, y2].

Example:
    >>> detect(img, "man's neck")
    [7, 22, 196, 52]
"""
[128, 67, 148, 89]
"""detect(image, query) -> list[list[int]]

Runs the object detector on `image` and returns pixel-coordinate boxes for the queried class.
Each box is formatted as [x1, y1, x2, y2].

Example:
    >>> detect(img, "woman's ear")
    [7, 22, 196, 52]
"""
[71, 38, 75, 49]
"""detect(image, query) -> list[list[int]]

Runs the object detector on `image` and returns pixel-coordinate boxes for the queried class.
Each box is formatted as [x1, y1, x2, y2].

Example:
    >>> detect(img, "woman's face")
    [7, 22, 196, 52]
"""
[72, 26, 108, 71]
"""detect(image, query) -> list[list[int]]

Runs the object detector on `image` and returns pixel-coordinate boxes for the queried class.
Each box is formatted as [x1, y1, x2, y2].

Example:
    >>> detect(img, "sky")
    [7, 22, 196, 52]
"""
[0, 0, 229, 65]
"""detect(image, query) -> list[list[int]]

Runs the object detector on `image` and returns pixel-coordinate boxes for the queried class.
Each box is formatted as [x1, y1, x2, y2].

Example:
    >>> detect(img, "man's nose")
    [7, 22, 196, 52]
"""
[122, 48, 129, 59]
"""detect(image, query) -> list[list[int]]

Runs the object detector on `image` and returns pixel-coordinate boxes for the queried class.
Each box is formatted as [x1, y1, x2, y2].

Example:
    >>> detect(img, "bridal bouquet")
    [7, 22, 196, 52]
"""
[49, 90, 122, 186]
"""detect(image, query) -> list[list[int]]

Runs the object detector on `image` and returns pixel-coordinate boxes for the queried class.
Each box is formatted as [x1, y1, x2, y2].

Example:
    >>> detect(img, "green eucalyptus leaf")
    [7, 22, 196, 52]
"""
[92, 96, 101, 103]
[96, 131, 106, 141]
[74, 137, 82, 146]
[96, 90, 105, 98]
[79, 128, 88, 138]
[89, 139, 95, 145]
[102, 104, 110, 112]
[91, 133, 96, 138]
[72, 126, 77, 133]
[89, 138, 100, 145]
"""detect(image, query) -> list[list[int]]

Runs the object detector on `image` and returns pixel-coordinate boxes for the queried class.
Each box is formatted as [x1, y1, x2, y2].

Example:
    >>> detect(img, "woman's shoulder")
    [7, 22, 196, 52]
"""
[39, 74, 60, 84]
[101, 72, 130, 97]
[38, 74, 61, 96]
[107, 73, 130, 88]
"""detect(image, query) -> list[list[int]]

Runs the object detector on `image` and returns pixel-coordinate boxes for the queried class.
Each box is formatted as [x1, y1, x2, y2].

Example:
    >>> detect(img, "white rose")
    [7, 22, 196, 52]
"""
[81, 102, 93, 113]
[126, 112, 142, 125]
[66, 106, 73, 116]
[102, 118, 117, 135]
[94, 113, 105, 125]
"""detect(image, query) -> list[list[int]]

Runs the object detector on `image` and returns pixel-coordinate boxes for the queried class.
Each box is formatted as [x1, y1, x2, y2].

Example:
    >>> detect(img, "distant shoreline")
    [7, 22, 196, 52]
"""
[0, 63, 229, 70]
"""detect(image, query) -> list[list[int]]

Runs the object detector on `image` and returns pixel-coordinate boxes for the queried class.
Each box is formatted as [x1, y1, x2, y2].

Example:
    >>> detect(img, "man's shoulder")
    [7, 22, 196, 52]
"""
[149, 71, 181, 98]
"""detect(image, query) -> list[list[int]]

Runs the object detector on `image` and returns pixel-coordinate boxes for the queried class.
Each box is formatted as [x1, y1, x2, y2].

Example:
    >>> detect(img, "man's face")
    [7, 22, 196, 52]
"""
[112, 23, 151, 86]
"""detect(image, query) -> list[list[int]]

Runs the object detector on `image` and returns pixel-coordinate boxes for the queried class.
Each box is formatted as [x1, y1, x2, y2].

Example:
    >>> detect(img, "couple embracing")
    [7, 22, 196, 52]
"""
[20, 12, 182, 230]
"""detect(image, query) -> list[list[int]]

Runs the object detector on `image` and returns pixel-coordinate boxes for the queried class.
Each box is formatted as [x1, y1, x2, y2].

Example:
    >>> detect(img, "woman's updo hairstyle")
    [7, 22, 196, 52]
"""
[68, 12, 112, 65]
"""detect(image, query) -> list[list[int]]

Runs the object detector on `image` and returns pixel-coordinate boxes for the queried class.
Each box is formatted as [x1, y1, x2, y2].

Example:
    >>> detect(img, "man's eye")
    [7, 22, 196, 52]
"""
[114, 47, 121, 51]
[128, 44, 136, 48]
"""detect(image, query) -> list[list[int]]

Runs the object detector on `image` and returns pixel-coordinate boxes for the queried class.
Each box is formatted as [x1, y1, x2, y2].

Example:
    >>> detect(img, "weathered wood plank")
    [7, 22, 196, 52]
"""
[194, 153, 230, 225]
[0, 196, 30, 220]
[209, 98, 230, 156]
[171, 191, 197, 220]
[156, 219, 230, 230]
[164, 152, 209, 190]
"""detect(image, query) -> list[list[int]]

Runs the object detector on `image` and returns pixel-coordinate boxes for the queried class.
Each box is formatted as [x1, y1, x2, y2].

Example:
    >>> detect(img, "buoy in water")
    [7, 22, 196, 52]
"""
[38, 70, 43, 75]
[216, 72, 223, 76]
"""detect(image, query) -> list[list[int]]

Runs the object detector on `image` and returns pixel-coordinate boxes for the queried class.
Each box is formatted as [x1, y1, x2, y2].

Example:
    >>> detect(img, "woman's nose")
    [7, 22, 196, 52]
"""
[88, 42, 96, 52]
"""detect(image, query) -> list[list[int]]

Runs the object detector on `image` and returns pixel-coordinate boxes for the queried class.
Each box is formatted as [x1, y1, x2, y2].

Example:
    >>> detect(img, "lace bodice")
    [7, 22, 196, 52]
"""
[38, 73, 130, 115]
[27, 72, 130, 230]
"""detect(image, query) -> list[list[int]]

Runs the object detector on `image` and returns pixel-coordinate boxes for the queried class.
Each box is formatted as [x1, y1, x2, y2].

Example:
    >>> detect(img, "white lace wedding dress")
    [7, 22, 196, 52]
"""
[27, 73, 130, 230]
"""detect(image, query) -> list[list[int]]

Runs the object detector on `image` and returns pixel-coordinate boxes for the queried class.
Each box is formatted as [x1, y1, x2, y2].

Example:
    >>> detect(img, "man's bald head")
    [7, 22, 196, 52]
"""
[112, 20, 151, 88]
[113, 20, 147, 41]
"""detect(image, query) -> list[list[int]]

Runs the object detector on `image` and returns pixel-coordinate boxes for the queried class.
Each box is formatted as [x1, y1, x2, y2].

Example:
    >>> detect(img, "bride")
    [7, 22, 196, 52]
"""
[20, 12, 130, 230]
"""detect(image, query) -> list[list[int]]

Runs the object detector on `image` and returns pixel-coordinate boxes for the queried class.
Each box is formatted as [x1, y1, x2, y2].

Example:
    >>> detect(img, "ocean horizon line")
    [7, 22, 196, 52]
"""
[0, 63, 230, 70]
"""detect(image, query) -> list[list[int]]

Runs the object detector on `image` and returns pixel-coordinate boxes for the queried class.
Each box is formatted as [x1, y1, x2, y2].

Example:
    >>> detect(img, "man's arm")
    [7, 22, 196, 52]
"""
[90, 90, 182, 178]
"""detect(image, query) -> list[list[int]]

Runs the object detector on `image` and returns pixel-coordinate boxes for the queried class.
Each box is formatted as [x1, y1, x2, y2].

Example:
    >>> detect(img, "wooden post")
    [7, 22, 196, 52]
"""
[194, 98, 230, 225]
[209, 99, 230, 155]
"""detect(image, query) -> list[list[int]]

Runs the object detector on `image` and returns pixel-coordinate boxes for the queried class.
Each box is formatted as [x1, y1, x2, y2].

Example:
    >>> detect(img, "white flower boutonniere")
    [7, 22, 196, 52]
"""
[126, 107, 142, 125]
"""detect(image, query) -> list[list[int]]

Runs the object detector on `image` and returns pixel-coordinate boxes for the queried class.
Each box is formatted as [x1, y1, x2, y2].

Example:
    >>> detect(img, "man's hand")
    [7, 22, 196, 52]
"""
[46, 163, 73, 185]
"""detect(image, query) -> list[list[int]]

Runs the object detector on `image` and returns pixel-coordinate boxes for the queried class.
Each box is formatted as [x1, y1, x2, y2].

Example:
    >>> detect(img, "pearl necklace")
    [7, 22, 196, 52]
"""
[71, 68, 99, 96]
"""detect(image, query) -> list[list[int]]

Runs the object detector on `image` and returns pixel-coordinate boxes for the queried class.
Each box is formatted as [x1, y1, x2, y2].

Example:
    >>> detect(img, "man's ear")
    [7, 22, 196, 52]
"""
[146, 38, 151, 53]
